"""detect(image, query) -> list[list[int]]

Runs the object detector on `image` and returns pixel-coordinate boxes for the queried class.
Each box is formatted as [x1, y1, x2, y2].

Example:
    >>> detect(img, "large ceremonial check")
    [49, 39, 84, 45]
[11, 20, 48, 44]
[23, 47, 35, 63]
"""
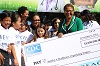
[23, 27, 100, 66]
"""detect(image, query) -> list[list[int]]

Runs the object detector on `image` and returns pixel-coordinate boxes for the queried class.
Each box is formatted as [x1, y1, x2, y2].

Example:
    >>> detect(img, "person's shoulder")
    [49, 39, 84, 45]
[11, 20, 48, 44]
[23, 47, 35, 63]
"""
[22, 30, 33, 35]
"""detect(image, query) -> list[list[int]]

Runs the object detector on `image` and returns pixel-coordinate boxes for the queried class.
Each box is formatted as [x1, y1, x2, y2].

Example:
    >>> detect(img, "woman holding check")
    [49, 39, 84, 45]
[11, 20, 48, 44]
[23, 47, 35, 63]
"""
[58, 4, 83, 38]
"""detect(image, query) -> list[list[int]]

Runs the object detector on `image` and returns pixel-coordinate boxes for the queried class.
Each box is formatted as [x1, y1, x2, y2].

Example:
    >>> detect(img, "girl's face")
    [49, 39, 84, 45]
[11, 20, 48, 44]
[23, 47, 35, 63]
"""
[12, 17, 22, 30]
[54, 19, 60, 29]
[19, 22, 27, 32]
[1, 17, 11, 29]
[21, 10, 29, 20]
[37, 28, 45, 38]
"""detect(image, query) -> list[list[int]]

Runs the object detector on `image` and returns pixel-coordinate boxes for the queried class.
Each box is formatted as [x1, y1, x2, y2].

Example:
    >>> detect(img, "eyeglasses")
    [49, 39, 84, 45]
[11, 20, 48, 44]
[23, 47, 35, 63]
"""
[64, 10, 74, 13]
[33, 20, 40, 22]
[21, 24, 25, 27]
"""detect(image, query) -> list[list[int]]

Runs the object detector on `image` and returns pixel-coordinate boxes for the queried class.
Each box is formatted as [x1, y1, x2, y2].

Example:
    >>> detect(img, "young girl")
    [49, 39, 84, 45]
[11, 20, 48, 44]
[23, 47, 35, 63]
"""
[31, 24, 49, 42]
[0, 12, 18, 66]
[9, 12, 22, 66]
[19, 21, 33, 44]
[50, 17, 61, 37]
[19, 21, 33, 66]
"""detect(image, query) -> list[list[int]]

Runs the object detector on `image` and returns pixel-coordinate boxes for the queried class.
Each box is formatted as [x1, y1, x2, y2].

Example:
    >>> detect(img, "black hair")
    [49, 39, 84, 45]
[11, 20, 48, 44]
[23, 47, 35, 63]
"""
[18, 6, 28, 16]
[44, 19, 51, 26]
[10, 12, 20, 27]
[0, 12, 11, 20]
[81, 9, 96, 22]
[30, 12, 40, 22]
[3, 10, 13, 17]
[11, 12, 20, 23]
[74, 11, 81, 18]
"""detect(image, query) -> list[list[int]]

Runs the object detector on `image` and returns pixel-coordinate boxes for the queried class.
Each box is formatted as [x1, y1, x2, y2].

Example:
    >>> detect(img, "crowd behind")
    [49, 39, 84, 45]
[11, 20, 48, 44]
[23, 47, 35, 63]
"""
[0, 3, 100, 66]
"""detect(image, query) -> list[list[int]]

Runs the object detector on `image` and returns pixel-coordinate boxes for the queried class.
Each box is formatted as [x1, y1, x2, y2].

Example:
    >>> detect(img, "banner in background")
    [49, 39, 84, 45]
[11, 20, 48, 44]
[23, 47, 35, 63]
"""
[0, 0, 100, 12]
[23, 27, 100, 66]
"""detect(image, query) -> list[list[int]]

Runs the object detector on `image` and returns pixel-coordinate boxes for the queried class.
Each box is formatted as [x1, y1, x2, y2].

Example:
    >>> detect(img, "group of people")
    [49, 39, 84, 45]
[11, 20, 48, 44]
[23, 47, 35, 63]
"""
[0, 3, 99, 66]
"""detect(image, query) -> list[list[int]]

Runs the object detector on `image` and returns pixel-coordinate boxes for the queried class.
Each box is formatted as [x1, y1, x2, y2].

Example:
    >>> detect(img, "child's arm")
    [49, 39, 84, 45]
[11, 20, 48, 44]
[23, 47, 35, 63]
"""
[0, 52, 4, 65]
[9, 43, 19, 66]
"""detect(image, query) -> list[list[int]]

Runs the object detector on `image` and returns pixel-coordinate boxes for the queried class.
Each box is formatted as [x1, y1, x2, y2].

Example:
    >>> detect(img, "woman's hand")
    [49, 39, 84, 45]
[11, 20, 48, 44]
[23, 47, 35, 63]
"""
[58, 33, 63, 38]
[0, 53, 4, 65]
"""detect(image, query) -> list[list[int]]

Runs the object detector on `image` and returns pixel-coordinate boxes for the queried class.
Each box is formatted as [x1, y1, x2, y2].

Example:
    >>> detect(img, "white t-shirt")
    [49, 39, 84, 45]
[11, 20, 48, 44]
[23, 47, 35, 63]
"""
[0, 30, 15, 51]
[9, 27, 21, 47]
[20, 30, 34, 54]
[36, 38, 45, 43]
[0, 24, 9, 30]
[31, 37, 45, 43]
[19, 30, 33, 43]
[83, 20, 100, 29]
[9, 27, 21, 66]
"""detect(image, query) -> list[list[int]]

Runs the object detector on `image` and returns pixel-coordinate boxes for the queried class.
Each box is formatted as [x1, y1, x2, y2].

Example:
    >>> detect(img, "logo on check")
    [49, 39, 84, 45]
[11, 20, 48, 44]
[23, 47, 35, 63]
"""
[25, 44, 42, 56]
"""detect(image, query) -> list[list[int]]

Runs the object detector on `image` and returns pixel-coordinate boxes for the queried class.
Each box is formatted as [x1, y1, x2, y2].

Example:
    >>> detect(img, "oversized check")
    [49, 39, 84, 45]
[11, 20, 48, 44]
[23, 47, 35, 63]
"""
[23, 27, 100, 66]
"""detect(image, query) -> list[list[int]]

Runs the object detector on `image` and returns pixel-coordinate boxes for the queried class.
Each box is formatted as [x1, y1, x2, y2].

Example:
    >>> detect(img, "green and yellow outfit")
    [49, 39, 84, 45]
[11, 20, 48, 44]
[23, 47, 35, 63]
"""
[58, 16, 83, 34]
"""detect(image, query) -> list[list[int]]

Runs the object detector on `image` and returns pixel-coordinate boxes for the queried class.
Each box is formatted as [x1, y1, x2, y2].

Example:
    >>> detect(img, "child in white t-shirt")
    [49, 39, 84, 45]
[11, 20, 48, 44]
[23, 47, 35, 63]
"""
[19, 21, 34, 66]
[0, 12, 18, 66]
[9, 12, 22, 66]
[19, 21, 33, 44]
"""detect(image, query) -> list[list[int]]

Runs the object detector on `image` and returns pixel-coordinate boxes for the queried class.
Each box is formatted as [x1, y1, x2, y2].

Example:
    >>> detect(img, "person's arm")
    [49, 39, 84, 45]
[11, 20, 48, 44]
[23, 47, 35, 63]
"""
[58, 21, 64, 38]
[0, 52, 4, 65]
[58, 21, 63, 34]
[9, 43, 19, 66]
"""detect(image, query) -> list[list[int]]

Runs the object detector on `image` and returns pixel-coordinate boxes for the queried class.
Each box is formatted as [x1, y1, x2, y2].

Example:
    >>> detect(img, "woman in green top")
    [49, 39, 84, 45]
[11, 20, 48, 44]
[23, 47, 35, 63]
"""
[58, 4, 83, 37]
